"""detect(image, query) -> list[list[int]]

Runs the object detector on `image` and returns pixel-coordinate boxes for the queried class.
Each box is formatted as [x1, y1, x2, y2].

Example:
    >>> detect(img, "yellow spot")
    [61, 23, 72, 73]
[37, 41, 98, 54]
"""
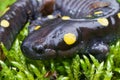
[62, 16, 71, 20]
[34, 26, 41, 30]
[94, 11, 103, 15]
[117, 13, 120, 19]
[47, 15, 55, 19]
[97, 18, 109, 26]
[0, 19, 10, 28]
[63, 33, 76, 45]
[86, 15, 92, 18]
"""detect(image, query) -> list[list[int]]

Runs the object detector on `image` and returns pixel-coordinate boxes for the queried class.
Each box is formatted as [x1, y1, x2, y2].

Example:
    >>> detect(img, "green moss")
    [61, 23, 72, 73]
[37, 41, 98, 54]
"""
[0, 0, 16, 16]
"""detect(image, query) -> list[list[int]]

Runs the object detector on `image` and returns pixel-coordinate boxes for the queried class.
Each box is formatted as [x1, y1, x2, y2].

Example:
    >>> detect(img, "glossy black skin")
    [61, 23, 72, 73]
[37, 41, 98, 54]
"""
[0, 0, 120, 60]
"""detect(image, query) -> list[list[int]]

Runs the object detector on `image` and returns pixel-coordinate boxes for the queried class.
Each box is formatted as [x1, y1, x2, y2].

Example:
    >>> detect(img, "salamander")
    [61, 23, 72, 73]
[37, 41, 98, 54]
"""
[0, 0, 120, 61]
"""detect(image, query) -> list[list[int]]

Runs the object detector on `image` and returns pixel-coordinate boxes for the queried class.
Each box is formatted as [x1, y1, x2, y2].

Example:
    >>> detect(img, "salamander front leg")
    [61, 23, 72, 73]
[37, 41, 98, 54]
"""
[87, 41, 109, 61]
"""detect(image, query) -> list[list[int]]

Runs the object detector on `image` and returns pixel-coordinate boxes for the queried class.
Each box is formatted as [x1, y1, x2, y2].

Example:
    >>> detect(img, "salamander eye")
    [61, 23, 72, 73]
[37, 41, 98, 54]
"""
[32, 44, 44, 54]
[63, 33, 76, 45]
[97, 18, 109, 26]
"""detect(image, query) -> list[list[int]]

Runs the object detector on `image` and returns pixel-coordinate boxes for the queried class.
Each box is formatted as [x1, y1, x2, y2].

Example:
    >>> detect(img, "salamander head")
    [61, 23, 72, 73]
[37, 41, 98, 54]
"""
[21, 21, 80, 60]
[21, 26, 58, 60]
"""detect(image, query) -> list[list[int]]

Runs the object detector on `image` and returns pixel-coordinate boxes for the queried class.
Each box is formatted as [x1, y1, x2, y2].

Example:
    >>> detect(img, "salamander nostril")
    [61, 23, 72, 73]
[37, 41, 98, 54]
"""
[32, 45, 44, 54]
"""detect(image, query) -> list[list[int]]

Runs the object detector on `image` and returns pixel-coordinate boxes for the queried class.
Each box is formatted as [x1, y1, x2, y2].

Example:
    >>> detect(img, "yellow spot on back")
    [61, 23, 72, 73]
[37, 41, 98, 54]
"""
[97, 18, 109, 26]
[0, 19, 10, 28]
[94, 11, 103, 15]
[34, 26, 41, 30]
[86, 15, 92, 18]
[62, 16, 71, 20]
[63, 33, 76, 45]
[47, 15, 55, 19]
[117, 13, 120, 19]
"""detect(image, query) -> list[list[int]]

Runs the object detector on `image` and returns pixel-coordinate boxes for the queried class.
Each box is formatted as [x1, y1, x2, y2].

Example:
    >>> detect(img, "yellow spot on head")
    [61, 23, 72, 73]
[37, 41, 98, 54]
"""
[64, 33, 76, 45]
[94, 11, 103, 15]
[0, 19, 10, 28]
[47, 15, 55, 19]
[34, 25, 41, 30]
[117, 13, 120, 19]
[62, 16, 71, 20]
[97, 18, 109, 26]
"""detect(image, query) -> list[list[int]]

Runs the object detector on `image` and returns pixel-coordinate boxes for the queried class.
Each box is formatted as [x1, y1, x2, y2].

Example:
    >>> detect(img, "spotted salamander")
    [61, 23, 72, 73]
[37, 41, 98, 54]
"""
[0, 0, 120, 61]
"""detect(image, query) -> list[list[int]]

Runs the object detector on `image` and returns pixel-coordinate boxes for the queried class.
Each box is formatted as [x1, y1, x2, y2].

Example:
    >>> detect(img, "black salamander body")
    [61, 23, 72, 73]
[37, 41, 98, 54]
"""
[0, 0, 120, 60]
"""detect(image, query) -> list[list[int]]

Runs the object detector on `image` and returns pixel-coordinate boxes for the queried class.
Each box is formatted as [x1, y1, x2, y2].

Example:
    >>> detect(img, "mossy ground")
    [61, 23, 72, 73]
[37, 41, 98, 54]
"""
[0, 0, 120, 80]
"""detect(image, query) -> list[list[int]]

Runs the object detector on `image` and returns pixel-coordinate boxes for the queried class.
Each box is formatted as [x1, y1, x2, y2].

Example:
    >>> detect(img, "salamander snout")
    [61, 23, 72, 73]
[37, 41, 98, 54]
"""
[21, 41, 57, 60]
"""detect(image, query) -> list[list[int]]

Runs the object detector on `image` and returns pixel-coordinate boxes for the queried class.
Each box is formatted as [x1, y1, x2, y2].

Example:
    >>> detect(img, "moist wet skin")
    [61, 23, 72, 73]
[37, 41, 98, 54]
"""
[0, 0, 120, 61]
